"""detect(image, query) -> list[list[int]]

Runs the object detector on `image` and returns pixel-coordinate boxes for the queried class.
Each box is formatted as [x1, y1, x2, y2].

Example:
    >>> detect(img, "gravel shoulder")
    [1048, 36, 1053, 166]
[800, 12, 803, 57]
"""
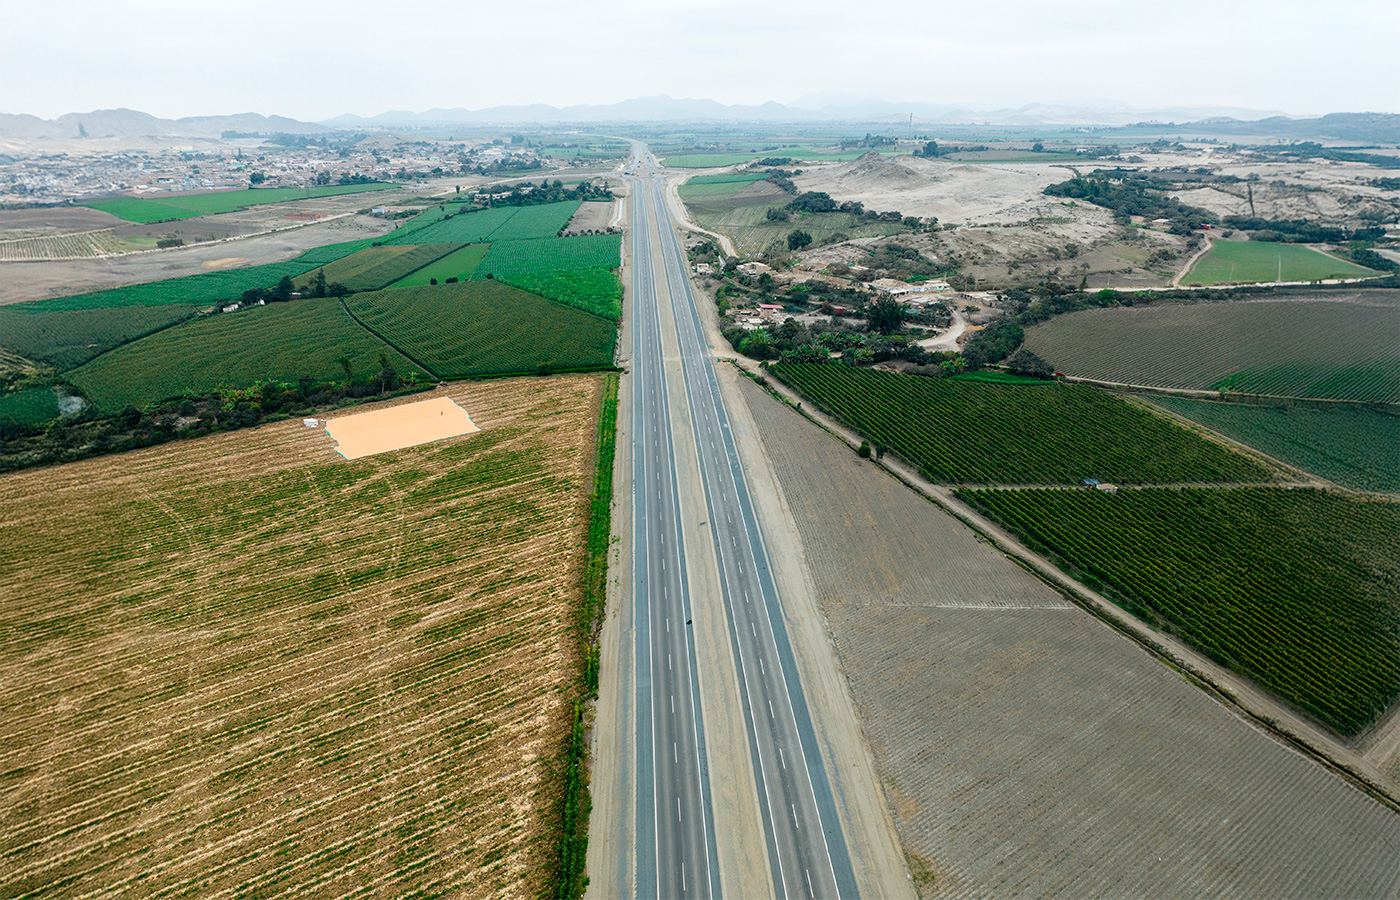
[736, 375, 1400, 898]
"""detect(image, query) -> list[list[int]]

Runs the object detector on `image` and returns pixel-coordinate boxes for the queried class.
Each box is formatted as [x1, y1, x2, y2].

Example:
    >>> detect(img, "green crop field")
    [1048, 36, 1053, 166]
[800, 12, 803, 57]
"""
[662, 153, 767, 168]
[81, 183, 397, 224]
[306, 243, 462, 292]
[685, 173, 770, 185]
[1022, 298, 1400, 403]
[1151, 397, 1400, 493]
[0, 387, 59, 425]
[959, 487, 1400, 734]
[679, 174, 767, 201]
[390, 243, 491, 287]
[25, 238, 377, 312]
[662, 148, 898, 168]
[346, 281, 616, 378]
[772, 362, 1270, 485]
[498, 267, 622, 320]
[1186, 240, 1379, 285]
[69, 299, 423, 411]
[950, 370, 1050, 386]
[475, 234, 621, 278]
[0, 304, 197, 370]
[388, 201, 581, 246]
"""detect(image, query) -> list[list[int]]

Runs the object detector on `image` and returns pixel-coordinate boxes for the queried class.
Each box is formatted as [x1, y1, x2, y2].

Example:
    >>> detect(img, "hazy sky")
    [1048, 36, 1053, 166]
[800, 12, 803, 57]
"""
[3, 0, 1396, 120]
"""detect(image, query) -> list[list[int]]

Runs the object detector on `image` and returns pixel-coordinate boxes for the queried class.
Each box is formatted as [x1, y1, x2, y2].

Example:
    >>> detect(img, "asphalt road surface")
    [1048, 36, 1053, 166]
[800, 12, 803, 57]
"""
[629, 143, 858, 899]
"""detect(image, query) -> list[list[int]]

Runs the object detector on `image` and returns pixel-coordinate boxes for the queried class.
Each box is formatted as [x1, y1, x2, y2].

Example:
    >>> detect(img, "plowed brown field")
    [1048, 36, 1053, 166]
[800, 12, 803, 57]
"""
[0, 376, 602, 899]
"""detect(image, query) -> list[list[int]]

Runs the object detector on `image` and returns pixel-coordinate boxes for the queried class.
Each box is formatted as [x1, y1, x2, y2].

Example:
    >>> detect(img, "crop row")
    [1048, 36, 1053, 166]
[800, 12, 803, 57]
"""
[1022, 300, 1400, 403]
[1209, 359, 1400, 403]
[82, 183, 396, 224]
[0, 304, 195, 371]
[1151, 397, 1400, 493]
[0, 230, 125, 261]
[0, 387, 59, 425]
[389, 243, 491, 288]
[387, 201, 581, 246]
[958, 486, 1400, 734]
[68, 299, 424, 411]
[26, 238, 377, 313]
[475, 234, 621, 278]
[772, 362, 1270, 485]
[0, 377, 601, 898]
[306, 243, 462, 292]
[345, 281, 616, 378]
[496, 266, 622, 321]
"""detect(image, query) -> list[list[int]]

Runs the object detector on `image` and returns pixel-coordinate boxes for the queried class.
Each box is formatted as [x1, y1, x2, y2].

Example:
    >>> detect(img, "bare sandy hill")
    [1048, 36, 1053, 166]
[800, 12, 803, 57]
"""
[828, 151, 926, 192]
[795, 156, 1079, 224]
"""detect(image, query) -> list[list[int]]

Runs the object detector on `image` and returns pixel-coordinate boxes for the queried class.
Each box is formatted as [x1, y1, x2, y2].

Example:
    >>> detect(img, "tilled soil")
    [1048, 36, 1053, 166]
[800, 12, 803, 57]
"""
[737, 376, 1400, 899]
[0, 376, 602, 900]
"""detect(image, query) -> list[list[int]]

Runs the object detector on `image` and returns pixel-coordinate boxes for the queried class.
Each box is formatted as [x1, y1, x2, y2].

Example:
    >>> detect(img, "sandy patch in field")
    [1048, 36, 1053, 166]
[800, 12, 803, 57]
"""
[201, 257, 250, 269]
[325, 396, 479, 459]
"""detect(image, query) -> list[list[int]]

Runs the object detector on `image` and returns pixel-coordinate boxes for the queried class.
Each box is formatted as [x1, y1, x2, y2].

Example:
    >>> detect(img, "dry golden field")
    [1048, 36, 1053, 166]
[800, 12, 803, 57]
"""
[0, 376, 602, 899]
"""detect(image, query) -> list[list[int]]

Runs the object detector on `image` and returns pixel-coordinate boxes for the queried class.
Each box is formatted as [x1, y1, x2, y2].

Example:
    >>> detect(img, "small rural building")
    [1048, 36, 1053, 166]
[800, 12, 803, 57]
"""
[303, 418, 319, 427]
[1095, 483, 1120, 494]
[1081, 478, 1101, 488]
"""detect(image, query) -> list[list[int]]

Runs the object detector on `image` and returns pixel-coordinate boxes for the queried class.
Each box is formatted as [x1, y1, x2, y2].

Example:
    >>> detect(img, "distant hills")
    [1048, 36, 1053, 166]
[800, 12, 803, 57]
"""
[320, 96, 1299, 129]
[2, 99, 1397, 144]
[0, 109, 328, 141]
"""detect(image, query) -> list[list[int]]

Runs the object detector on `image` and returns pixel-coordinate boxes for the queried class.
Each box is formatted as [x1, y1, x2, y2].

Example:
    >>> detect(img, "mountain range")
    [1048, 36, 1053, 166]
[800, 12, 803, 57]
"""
[0, 109, 328, 141]
[2, 98, 1397, 143]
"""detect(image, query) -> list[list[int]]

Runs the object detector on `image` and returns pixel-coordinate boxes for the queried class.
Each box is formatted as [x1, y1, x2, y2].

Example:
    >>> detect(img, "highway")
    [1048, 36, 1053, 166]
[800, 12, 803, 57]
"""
[627, 142, 859, 899]
[630, 148, 722, 900]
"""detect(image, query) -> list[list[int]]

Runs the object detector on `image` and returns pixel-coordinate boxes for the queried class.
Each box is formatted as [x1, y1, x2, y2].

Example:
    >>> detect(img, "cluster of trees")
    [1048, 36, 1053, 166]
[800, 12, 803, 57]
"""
[913, 141, 944, 158]
[475, 178, 613, 208]
[861, 242, 951, 281]
[235, 272, 350, 308]
[477, 157, 544, 175]
[1222, 216, 1387, 244]
[1261, 142, 1400, 170]
[721, 316, 939, 366]
[839, 134, 897, 150]
[781, 192, 924, 229]
[1044, 171, 1219, 233]
[765, 170, 798, 192]
[0, 364, 424, 474]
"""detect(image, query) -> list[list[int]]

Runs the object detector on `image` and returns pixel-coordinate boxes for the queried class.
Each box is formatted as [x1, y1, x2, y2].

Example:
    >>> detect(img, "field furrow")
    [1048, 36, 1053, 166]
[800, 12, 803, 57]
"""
[0, 377, 601, 899]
